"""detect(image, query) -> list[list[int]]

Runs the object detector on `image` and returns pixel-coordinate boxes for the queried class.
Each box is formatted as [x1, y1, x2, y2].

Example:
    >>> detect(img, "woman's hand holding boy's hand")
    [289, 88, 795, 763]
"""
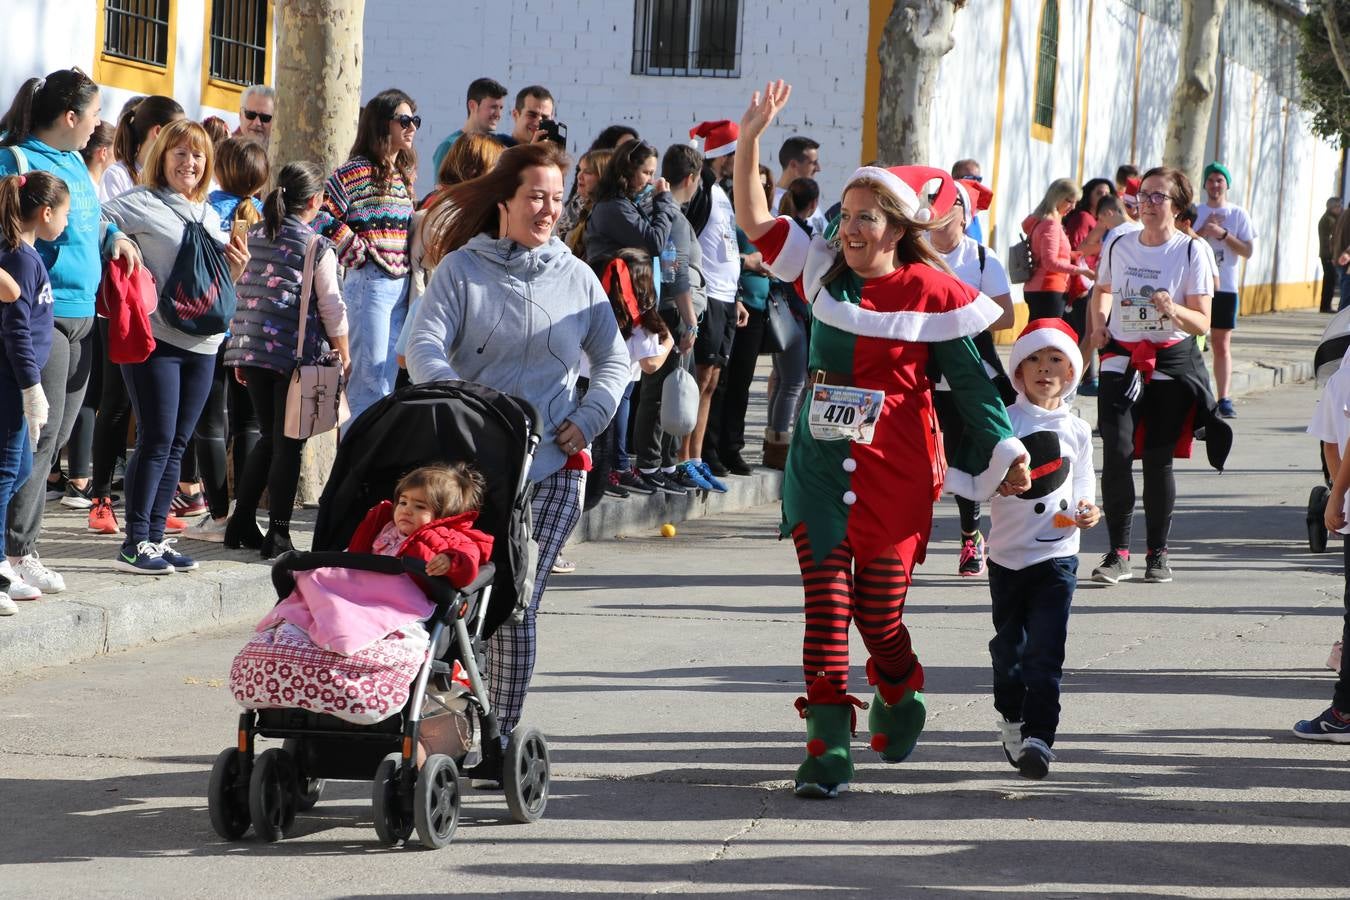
[1075, 500, 1101, 529]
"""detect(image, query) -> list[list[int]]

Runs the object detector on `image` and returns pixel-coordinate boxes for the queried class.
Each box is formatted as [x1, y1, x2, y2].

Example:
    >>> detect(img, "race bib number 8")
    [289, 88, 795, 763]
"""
[808, 384, 885, 444]
[1119, 297, 1168, 334]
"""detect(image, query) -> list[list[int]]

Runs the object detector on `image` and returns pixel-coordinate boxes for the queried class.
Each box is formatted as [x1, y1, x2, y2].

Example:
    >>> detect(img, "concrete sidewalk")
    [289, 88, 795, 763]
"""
[0, 308, 1329, 674]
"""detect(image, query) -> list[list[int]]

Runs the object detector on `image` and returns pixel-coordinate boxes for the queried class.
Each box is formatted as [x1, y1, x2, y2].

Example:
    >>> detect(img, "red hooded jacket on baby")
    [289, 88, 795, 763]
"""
[346, 500, 494, 589]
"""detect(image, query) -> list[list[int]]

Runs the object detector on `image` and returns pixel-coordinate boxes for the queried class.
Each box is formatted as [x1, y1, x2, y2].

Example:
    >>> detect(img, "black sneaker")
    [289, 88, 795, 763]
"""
[603, 471, 630, 499]
[1144, 549, 1173, 583]
[1091, 550, 1133, 585]
[60, 480, 95, 510]
[640, 470, 686, 495]
[670, 465, 706, 492]
[45, 473, 69, 503]
[721, 452, 753, 476]
[703, 456, 730, 478]
[616, 468, 655, 495]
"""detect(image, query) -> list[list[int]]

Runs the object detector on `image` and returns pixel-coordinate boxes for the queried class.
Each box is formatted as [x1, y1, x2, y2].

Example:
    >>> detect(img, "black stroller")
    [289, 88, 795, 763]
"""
[1306, 310, 1350, 552]
[207, 381, 547, 849]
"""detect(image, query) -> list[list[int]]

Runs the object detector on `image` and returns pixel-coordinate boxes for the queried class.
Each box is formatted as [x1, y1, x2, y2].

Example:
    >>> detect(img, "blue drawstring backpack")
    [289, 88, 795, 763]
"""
[157, 198, 237, 336]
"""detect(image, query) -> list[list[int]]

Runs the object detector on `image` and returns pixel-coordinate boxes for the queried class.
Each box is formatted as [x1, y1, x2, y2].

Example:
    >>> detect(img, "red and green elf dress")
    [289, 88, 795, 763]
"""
[752, 217, 1026, 794]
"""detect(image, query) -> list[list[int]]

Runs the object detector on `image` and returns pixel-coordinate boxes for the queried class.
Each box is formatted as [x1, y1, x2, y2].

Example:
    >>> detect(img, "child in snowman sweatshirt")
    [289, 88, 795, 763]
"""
[986, 318, 1100, 780]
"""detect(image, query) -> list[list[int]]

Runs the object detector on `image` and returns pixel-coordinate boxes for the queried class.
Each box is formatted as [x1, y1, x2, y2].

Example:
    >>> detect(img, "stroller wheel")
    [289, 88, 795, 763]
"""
[1309, 485, 1332, 553]
[283, 738, 325, 811]
[372, 752, 413, 845]
[248, 748, 298, 842]
[504, 725, 550, 823]
[207, 747, 251, 840]
[414, 754, 461, 849]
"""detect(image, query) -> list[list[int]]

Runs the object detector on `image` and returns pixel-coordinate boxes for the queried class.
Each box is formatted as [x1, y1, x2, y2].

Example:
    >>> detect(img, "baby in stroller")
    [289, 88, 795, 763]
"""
[230, 464, 493, 730]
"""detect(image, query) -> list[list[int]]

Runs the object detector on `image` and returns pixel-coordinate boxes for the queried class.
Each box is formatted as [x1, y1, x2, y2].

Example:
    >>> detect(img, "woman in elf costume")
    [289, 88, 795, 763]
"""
[734, 81, 1032, 798]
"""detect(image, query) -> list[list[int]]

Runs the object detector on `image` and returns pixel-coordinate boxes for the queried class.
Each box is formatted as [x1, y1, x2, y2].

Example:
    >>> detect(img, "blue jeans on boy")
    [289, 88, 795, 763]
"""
[0, 372, 32, 571]
[343, 264, 408, 428]
[120, 343, 215, 550]
[988, 556, 1077, 746]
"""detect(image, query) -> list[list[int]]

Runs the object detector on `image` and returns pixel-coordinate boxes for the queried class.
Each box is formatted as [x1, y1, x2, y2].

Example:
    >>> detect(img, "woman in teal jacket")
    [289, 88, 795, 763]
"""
[0, 70, 140, 595]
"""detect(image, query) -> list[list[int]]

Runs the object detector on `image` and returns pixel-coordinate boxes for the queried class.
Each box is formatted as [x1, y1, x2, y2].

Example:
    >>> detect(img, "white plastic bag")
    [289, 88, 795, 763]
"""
[661, 357, 699, 437]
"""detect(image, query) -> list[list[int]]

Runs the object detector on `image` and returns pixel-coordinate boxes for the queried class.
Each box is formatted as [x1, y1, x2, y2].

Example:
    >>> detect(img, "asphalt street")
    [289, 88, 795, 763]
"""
[1, 377, 1348, 898]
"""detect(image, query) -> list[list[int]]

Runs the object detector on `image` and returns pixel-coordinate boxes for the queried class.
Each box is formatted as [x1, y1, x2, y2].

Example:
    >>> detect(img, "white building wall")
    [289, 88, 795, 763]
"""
[361, 0, 871, 202]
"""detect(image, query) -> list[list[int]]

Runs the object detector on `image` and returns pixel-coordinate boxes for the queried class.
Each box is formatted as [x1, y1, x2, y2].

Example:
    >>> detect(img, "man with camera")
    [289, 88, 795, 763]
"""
[511, 85, 566, 147]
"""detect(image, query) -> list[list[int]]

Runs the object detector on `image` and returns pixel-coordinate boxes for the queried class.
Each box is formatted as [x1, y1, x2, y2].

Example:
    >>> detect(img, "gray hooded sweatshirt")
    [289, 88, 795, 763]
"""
[406, 233, 628, 483]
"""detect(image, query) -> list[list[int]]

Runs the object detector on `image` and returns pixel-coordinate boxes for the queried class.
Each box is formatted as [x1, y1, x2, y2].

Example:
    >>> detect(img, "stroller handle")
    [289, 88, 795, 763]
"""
[270, 551, 497, 623]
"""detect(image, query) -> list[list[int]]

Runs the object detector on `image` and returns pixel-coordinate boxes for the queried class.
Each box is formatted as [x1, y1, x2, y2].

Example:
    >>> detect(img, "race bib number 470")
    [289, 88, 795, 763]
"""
[808, 384, 885, 444]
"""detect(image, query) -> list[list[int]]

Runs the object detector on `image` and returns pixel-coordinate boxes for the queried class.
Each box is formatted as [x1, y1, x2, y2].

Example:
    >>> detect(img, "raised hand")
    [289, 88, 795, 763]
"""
[740, 80, 792, 139]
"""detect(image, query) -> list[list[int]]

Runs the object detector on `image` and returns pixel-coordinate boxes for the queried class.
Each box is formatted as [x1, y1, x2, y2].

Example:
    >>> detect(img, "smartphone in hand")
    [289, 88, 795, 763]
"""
[230, 217, 249, 246]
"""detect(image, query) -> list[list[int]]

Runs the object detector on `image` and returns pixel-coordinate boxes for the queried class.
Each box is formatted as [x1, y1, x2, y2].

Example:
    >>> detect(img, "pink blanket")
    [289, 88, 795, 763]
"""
[256, 567, 436, 656]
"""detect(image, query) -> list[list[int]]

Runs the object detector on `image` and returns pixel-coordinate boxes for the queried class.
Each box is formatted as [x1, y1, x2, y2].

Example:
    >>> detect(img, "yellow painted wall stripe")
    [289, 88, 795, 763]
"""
[988, 0, 1016, 247]
[1130, 11, 1144, 162]
[861, 0, 888, 165]
[1076, 0, 1095, 184]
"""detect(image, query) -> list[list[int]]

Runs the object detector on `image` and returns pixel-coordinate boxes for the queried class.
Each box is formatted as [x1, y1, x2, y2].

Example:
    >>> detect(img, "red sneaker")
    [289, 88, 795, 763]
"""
[87, 498, 120, 535]
[165, 514, 188, 534]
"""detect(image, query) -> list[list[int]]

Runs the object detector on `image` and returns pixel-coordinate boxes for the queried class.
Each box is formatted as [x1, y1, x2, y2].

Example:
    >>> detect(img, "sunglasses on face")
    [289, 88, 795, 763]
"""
[962, 174, 983, 183]
[390, 114, 422, 130]
[242, 110, 272, 123]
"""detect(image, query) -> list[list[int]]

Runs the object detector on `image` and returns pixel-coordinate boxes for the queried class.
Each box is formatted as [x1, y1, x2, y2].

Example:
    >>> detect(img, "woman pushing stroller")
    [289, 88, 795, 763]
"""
[406, 141, 628, 785]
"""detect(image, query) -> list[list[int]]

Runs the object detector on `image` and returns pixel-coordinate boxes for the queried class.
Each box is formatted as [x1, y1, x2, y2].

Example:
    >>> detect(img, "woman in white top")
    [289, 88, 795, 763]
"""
[1087, 166, 1224, 587]
[99, 95, 183, 202]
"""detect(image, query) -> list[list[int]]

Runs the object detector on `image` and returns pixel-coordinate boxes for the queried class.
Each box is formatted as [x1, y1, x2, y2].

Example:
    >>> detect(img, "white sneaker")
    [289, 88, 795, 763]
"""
[0, 560, 41, 600]
[185, 515, 229, 543]
[9, 553, 66, 593]
[0, 592, 15, 615]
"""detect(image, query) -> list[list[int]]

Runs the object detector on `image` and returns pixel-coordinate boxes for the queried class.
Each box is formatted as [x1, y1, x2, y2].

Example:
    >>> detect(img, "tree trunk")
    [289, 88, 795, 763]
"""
[272, 0, 365, 505]
[876, 0, 965, 167]
[1323, 1, 1350, 91]
[1163, 0, 1229, 186]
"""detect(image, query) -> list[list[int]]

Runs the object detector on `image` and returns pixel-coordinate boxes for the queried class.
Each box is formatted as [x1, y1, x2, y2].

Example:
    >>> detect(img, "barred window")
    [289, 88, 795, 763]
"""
[1033, 0, 1060, 134]
[102, 0, 171, 68]
[208, 0, 269, 87]
[633, 0, 742, 78]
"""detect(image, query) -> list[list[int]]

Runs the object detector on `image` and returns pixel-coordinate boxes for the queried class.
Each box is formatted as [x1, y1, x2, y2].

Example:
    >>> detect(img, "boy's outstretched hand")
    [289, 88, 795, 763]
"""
[1075, 500, 1101, 529]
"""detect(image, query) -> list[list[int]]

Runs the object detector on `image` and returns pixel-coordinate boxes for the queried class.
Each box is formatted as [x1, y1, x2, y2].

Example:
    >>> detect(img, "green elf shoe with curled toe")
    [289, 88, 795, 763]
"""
[793, 676, 866, 799]
[866, 657, 928, 763]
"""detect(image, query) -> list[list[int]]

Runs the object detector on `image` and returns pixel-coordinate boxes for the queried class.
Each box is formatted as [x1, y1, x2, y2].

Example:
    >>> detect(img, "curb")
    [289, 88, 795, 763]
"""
[1229, 358, 1313, 398]
[0, 471, 783, 676]
[0, 565, 277, 675]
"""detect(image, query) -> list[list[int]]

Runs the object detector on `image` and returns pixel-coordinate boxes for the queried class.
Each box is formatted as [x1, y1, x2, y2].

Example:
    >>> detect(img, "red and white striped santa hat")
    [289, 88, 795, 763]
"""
[689, 120, 738, 159]
[845, 165, 960, 224]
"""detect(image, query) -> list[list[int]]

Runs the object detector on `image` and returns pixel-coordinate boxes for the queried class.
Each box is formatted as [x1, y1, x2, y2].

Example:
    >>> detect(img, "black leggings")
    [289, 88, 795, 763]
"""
[1097, 371, 1192, 552]
[232, 367, 303, 532]
[91, 318, 133, 499]
[1025, 290, 1067, 321]
[194, 350, 259, 519]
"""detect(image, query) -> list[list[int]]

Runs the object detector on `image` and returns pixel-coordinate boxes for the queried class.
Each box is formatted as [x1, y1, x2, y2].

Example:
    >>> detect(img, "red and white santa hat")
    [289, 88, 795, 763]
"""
[1009, 318, 1083, 398]
[846, 164, 959, 224]
[954, 177, 992, 225]
[1122, 176, 1142, 207]
[690, 120, 738, 159]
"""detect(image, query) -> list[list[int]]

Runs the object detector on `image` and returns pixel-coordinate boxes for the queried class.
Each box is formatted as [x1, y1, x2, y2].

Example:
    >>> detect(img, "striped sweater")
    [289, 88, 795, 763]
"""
[315, 155, 414, 277]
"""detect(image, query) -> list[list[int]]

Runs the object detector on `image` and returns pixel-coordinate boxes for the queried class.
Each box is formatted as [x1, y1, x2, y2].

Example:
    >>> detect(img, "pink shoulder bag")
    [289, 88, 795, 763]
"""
[284, 237, 350, 439]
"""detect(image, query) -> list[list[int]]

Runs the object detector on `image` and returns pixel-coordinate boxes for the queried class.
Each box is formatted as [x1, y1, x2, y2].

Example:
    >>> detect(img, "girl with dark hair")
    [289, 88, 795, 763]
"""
[314, 88, 418, 424]
[407, 141, 628, 786]
[102, 120, 249, 575]
[735, 81, 1028, 798]
[582, 140, 678, 262]
[224, 161, 350, 557]
[101, 95, 184, 202]
[79, 121, 115, 183]
[1088, 165, 1226, 587]
[0, 172, 69, 614]
[588, 125, 639, 152]
[590, 248, 674, 499]
[208, 136, 267, 232]
[0, 70, 141, 595]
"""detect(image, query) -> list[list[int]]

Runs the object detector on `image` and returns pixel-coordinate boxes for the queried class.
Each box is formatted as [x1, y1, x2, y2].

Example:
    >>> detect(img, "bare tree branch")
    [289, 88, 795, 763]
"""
[1323, 1, 1350, 91]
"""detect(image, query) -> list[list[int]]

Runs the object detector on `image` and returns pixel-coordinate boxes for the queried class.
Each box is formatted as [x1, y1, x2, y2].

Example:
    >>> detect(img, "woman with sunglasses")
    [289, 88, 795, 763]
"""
[314, 89, 419, 425]
[1087, 167, 1229, 587]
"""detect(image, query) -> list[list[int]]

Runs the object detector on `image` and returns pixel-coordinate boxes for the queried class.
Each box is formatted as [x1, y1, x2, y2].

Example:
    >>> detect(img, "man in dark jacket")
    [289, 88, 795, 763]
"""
[1320, 196, 1343, 313]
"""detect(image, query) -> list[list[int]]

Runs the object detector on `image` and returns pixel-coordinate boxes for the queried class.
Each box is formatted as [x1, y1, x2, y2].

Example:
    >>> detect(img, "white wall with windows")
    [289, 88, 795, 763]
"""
[0, 0, 270, 133]
[361, 0, 872, 202]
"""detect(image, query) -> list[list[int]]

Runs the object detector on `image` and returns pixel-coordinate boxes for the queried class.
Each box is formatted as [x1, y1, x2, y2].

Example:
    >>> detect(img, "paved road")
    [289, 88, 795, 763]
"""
[2, 379, 1348, 898]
